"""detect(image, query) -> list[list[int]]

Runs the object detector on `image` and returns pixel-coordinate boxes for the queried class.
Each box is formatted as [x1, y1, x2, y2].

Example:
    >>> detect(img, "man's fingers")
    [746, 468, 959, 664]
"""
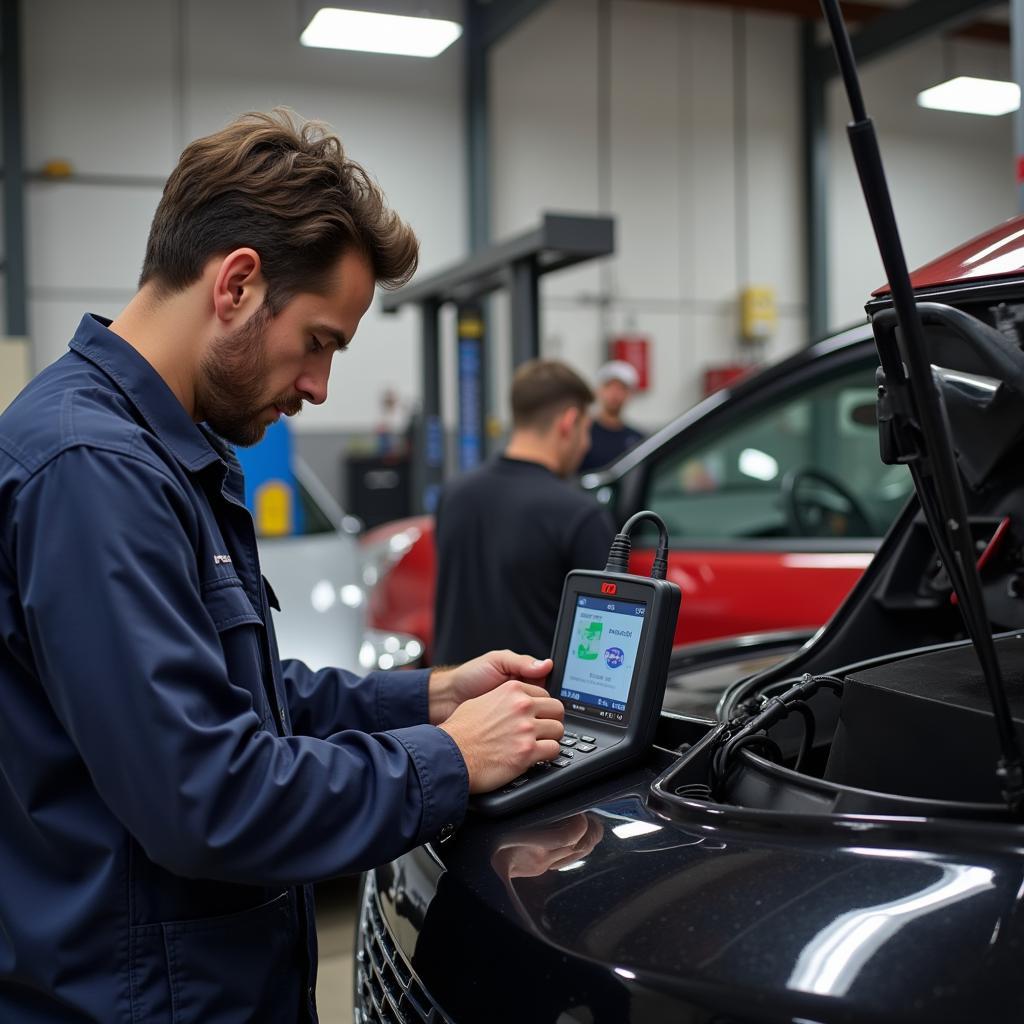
[489, 650, 552, 679]
[536, 718, 565, 742]
[534, 696, 565, 721]
[518, 655, 553, 677]
[514, 683, 563, 720]
[535, 738, 562, 762]
[519, 682, 553, 699]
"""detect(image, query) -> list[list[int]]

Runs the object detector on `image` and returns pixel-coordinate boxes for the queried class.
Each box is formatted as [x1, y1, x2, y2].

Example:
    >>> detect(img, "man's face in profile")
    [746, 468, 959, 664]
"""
[196, 249, 375, 446]
[197, 303, 285, 447]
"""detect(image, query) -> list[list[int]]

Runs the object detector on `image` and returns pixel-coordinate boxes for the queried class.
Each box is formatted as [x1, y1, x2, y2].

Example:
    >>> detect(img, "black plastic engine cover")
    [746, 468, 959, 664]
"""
[824, 635, 1024, 802]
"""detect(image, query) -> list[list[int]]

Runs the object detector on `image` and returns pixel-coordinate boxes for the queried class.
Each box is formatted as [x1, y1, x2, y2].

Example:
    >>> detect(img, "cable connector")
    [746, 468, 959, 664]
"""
[604, 510, 671, 579]
[603, 532, 632, 574]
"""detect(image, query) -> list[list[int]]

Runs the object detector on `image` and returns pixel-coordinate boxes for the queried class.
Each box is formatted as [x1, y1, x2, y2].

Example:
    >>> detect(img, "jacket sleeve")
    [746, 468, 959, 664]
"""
[280, 660, 433, 738]
[13, 445, 467, 885]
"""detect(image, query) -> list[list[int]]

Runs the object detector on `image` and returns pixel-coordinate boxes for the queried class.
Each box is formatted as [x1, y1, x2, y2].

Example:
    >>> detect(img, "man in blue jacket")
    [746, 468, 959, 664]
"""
[0, 110, 564, 1023]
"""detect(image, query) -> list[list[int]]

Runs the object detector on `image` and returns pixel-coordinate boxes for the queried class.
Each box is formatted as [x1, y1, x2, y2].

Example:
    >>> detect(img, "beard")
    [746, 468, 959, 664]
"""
[196, 302, 303, 447]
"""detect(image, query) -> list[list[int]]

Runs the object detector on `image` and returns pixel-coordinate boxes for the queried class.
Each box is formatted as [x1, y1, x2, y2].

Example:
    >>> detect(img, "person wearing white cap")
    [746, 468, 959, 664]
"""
[578, 359, 645, 472]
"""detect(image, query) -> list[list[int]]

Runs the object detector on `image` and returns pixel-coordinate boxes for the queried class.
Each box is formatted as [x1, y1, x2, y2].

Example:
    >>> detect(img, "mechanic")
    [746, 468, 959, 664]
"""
[0, 110, 564, 1023]
[433, 359, 616, 664]
[578, 358, 646, 472]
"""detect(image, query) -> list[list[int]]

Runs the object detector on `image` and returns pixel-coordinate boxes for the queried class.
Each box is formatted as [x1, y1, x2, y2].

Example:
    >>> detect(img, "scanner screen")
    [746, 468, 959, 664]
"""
[559, 595, 646, 724]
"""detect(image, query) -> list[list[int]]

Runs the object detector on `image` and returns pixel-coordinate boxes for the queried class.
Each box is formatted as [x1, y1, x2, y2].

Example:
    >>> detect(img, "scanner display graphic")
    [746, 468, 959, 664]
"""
[471, 510, 681, 816]
[562, 596, 646, 720]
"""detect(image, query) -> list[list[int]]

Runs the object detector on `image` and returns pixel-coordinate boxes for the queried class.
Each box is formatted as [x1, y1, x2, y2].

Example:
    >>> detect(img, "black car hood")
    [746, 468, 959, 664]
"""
[368, 761, 1024, 1023]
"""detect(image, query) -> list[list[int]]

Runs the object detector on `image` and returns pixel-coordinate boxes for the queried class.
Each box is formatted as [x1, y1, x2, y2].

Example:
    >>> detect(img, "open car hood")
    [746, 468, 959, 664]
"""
[873, 215, 1024, 295]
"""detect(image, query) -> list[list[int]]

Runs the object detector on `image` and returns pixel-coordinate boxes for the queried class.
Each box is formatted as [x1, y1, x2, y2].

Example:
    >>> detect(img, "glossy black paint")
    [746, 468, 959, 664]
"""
[367, 748, 1024, 1023]
[353, 266, 1024, 1022]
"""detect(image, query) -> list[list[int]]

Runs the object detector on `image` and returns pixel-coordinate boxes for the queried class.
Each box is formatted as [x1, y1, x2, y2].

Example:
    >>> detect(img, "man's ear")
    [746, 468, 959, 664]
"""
[212, 248, 266, 325]
[557, 405, 580, 437]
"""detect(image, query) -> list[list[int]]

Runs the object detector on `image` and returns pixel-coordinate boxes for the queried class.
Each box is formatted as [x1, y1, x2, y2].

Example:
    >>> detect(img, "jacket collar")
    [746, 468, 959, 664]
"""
[69, 313, 224, 475]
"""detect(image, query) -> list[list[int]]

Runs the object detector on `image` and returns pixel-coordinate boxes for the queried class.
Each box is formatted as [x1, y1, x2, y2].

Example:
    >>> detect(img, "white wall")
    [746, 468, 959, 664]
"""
[17, 0, 1017, 438]
[489, 0, 1014, 429]
[828, 36, 1015, 325]
[21, 0, 466, 431]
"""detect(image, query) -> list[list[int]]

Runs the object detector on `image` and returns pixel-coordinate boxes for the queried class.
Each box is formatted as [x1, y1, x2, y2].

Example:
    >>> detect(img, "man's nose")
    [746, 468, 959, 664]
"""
[296, 367, 329, 405]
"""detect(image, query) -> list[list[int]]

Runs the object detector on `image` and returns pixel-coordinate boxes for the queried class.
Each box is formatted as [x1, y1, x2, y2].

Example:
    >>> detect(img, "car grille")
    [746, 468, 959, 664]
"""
[354, 874, 453, 1024]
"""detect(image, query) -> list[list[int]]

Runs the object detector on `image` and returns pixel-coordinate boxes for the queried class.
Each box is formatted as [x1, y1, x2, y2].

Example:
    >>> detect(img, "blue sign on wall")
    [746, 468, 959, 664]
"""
[234, 419, 304, 536]
[457, 336, 484, 472]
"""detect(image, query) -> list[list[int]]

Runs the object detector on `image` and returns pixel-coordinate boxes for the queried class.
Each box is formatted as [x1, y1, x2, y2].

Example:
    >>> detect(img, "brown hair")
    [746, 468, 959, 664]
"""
[139, 109, 418, 311]
[511, 359, 594, 431]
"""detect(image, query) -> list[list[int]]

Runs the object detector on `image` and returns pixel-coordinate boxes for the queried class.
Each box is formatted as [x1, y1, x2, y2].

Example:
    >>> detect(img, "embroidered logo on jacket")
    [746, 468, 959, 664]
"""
[213, 554, 233, 565]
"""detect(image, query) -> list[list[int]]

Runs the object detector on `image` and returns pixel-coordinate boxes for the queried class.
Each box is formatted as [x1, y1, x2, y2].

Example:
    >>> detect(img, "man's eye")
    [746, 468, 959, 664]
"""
[310, 336, 324, 353]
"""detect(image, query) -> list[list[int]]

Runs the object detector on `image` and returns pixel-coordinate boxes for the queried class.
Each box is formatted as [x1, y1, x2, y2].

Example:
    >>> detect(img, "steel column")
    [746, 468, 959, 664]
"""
[803, 0, 1002, 341]
[465, 1, 489, 254]
[420, 300, 444, 511]
[2, 0, 26, 340]
[803, 18, 829, 341]
[1014, 0, 1024, 212]
[509, 258, 540, 366]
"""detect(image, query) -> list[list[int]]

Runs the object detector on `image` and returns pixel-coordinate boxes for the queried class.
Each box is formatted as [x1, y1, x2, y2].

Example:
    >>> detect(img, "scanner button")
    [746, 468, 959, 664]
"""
[580, 735, 596, 743]
[508, 775, 529, 788]
[560, 737, 577, 747]
[558, 748, 575, 758]
[563, 732, 579, 740]
[576, 742, 596, 753]
[552, 756, 572, 767]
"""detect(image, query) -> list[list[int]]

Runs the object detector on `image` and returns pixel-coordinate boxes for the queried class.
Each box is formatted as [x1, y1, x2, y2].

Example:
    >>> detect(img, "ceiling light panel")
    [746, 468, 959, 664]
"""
[917, 77, 1020, 117]
[300, 7, 462, 58]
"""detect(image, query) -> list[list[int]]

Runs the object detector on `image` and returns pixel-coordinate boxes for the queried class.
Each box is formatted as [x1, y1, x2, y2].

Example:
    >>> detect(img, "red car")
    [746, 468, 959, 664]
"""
[365, 216, 1024, 657]
[362, 317, 925, 660]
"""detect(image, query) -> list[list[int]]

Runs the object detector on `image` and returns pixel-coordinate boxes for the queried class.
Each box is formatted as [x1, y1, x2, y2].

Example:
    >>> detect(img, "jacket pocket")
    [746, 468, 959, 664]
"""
[130, 891, 301, 1024]
[200, 576, 262, 632]
[200, 578, 274, 728]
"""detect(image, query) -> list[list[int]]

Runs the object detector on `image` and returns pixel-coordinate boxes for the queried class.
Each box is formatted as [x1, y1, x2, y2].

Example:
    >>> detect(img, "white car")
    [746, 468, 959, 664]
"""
[257, 460, 423, 674]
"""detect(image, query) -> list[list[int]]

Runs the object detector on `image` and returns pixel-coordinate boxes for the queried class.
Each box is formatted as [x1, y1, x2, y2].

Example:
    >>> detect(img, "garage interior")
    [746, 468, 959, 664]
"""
[1, 1, 1021, 1021]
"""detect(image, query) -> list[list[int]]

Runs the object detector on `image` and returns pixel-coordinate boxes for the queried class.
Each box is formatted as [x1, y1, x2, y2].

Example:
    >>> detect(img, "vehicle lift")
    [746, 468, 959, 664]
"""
[380, 213, 614, 512]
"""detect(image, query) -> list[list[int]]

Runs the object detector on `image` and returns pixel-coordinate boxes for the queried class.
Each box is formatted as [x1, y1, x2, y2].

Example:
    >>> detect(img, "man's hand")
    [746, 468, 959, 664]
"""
[438, 680, 564, 794]
[428, 650, 553, 725]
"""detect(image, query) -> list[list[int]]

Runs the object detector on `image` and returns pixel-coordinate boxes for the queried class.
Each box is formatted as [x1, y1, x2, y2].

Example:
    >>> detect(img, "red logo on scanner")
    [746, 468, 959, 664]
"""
[600, 582, 617, 595]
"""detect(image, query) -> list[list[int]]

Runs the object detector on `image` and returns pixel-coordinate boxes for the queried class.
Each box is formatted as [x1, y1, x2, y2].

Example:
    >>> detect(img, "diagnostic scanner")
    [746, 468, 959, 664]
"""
[472, 557, 681, 816]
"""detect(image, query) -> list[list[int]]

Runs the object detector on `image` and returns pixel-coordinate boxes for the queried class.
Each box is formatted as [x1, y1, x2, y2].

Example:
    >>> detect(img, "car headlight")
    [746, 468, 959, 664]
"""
[359, 629, 424, 671]
[309, 580, 366, 613]
[360, 525, 422, 588]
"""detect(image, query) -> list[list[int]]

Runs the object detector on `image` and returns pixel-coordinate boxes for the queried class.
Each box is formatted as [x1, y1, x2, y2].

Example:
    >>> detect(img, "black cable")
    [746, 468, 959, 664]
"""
[604, 510, 671, 579]
[709, 673, 843, 789]
[789, 700, 815, 772]
[712, 736, 784, 798]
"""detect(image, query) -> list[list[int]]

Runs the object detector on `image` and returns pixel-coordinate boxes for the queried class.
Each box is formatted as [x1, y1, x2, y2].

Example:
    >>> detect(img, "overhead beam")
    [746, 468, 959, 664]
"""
[812, 0, 1006, 76]
[381, 214, 614, 312]
[643, 0, 1010, 45]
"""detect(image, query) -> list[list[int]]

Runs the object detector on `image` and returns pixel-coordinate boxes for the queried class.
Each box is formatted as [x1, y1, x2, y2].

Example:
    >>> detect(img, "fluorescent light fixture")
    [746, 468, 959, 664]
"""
[301, 7, 462, 58]
[917, 76, 1020, 117]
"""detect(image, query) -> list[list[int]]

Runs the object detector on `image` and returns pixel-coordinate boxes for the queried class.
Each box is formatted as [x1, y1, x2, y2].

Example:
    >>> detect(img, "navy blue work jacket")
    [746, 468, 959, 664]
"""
[0, 315, 468, 1022]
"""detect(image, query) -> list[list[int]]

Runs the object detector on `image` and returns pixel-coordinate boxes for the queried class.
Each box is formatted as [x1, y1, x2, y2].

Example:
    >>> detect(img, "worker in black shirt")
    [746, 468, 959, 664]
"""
[433, 359, 616, 664]
[578, 359, 645, 473]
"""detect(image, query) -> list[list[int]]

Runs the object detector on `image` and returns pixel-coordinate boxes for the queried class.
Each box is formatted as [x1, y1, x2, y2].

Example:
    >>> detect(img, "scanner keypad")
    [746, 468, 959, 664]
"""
[499, 736, 601, 793]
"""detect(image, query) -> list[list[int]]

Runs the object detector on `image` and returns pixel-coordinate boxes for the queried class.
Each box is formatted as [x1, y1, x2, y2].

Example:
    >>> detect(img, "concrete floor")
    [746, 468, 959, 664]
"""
[315, 877, 359, 1022]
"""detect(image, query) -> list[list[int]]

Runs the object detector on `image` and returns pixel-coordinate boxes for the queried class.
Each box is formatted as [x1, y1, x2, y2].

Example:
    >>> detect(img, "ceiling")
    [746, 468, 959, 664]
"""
[640, 0, 1010, 44]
